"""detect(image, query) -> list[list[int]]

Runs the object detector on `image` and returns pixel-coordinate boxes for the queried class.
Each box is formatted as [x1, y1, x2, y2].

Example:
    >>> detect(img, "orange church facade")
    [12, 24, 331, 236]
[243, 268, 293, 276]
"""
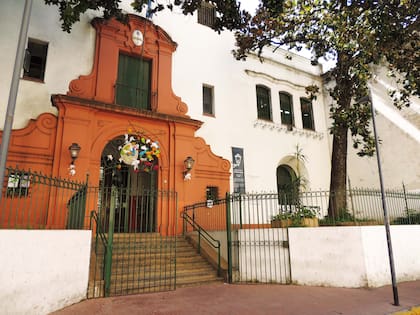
[1, 15, 230, 233]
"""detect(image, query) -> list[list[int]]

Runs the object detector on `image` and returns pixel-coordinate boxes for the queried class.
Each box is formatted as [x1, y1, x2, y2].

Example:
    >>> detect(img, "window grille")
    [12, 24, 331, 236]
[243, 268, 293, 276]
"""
[198, 1, 216, 28]
[203, 85, 214, 115]
[206, 186, 219, 201]
[300, 98, 315, 130]
[256, 85, 272, 121]
[23, 39, 48, 81]
[279, 92, 294, 127]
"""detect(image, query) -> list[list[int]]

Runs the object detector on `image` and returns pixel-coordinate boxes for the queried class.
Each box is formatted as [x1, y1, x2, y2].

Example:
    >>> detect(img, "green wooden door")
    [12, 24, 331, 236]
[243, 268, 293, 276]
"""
[115, 54, 151, 110]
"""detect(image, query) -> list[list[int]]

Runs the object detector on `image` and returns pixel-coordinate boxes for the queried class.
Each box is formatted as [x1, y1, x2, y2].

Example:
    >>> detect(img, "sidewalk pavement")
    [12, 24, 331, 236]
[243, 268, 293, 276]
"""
[52, 281, 420, 315]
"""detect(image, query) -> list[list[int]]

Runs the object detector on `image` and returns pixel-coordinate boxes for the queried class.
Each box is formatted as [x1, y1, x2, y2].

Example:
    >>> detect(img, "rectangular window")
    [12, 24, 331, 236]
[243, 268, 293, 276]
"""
[23, 39, 48, 81]
[6, 173, 30, 197]
[116, 54, 151, 110]
[206, 186, 219, 202]
[279, 92, 294, 127]
[202, 85, 214, 115]
[300, 98, 315, 130]
[198, 1, 216, 28]
[256, 85, 272, 121]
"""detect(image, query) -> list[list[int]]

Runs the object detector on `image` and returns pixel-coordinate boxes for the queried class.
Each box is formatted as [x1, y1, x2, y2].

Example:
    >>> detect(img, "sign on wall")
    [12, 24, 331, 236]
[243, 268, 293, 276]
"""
[232, 147, 246, 193]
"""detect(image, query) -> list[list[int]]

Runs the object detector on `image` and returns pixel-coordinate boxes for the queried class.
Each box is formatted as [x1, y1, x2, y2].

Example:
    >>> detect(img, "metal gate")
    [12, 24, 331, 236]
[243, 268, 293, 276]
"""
[88, 186, 178, 298]
[183, 193, 291, 285]
[228, 193, 291, 284]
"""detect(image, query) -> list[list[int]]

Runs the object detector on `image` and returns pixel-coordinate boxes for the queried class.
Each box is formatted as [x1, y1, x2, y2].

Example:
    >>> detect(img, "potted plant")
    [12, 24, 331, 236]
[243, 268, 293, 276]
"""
[271, 206, 319, 228]
[271, 211, 293, 227]
[291, 206, 319, 227]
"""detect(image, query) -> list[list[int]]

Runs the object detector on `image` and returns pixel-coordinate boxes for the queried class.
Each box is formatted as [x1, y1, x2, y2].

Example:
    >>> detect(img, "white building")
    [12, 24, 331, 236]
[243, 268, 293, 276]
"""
[0, 0, 332, 199]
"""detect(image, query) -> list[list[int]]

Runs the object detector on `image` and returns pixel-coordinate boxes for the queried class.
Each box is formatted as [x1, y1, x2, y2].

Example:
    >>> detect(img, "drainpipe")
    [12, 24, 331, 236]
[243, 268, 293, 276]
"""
[0, 0, 33, 202]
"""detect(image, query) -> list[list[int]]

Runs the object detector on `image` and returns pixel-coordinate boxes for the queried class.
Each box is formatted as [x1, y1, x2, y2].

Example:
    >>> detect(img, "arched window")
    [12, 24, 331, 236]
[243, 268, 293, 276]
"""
[256, 85, 272, 121]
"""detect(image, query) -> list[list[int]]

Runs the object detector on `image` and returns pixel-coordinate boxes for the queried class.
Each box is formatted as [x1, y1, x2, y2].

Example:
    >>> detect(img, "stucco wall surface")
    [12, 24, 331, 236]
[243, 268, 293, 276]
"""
[361, 225, 420, 287]
[0, 230, 91, 315]
[0, 0, 331, 193]
[288, 227, 367, 287]
[288, 226, 420, 288]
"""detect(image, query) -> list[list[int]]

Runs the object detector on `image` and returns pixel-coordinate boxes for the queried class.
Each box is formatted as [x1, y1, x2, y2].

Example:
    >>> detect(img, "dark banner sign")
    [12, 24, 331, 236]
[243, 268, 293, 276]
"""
[232, 147, 246, 193]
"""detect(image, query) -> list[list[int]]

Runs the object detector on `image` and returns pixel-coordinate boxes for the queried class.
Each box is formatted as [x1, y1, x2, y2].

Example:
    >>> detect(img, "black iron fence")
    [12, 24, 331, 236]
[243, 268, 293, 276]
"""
[229, 189, 420, 227]
[182, 188, 420, 285]
[0, 166, 88, 229]
[0, 166, 180, 233]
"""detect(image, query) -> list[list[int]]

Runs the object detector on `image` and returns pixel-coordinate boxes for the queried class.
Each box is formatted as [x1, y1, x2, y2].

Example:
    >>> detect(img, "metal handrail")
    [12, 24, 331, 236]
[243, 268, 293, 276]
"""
[183, 198, 226, 211]
[182, 210, 221, 277]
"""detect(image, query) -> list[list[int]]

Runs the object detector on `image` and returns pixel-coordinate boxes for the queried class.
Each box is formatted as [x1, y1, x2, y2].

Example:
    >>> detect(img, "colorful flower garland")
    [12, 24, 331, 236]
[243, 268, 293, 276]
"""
[113, 133, 160, 172]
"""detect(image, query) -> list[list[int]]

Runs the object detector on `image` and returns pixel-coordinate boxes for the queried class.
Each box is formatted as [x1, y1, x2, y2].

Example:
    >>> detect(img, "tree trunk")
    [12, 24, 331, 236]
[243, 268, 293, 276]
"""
[328, 125, 348, 218]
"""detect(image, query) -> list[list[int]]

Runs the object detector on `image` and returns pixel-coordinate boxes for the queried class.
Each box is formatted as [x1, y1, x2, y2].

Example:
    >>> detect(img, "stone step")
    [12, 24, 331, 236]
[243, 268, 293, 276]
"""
[110, 255, 207, 268]
[88, 235, 223, 298]
[110, 273, 223, 292]
[108, 245, 192, 256]
[109, 267, 216, 283]
[89, 273, 223, 298]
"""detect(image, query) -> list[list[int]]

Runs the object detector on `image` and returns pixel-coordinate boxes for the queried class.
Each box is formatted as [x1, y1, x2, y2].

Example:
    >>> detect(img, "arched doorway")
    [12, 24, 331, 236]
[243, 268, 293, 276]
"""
[100, 135, 158, 233]
[276, 164, 298, 207]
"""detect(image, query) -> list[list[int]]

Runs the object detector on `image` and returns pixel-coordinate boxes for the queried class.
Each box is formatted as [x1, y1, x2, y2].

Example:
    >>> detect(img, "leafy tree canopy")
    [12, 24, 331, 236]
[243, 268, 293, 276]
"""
[234, 0, 419, 155]
[232, 0, 419, 215]
[44, 0, 247, 33]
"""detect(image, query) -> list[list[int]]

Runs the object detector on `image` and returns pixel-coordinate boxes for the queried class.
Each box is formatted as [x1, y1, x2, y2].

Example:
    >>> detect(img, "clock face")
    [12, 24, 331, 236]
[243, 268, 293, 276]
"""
[132, 30, 144, 46]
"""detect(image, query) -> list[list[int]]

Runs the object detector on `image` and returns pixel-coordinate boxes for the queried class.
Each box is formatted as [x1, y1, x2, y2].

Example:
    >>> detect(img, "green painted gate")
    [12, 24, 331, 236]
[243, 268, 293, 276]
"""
[88, 185, 178, 298]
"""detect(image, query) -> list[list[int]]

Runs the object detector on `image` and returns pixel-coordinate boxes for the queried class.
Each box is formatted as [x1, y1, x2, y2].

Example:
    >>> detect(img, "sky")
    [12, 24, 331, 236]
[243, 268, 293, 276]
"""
[239, 0, 260, 13]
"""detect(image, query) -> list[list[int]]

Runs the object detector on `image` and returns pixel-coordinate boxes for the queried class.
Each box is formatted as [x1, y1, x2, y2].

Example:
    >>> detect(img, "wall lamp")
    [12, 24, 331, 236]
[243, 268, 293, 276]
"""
[68, 143, 81, 176]
[183, 156, 195, 181]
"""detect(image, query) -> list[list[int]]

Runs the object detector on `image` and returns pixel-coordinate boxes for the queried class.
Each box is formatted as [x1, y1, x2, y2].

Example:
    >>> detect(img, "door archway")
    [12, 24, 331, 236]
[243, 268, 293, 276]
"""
[100, 135, 158, 233]
[276, 164, 297, 206]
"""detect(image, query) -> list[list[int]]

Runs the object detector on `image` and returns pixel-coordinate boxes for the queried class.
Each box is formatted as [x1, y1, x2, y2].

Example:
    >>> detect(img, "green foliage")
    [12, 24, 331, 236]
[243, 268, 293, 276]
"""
[45, 0, 246, 33]
[232, 0, 419, 215]
[44, 0, 127, 32]
[272, 206, 319, 226]
[271, 212, 290, 221]
[391, 211, 420, 225]
[319, 210, 355, 225]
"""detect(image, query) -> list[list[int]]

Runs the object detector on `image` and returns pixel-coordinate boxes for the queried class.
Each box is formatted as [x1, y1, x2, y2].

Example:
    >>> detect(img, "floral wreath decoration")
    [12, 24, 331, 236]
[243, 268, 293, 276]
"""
[108, 133, 160, 172]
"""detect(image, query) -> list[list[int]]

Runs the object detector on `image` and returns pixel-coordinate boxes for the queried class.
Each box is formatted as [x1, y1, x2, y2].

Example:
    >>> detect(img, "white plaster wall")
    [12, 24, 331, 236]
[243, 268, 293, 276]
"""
[207, 230, 230, 261]
[288, 226, 420, 288]
[288, 227, 368, 287]
[0, 230, 91, 315]
[362, 225, 420, 287]
[1, 0, 332, 193]
[154, 9, 331, 192]
[323, 67, 420, 191]
[0, 0, 95, 129]
[347, 109, 420, 191]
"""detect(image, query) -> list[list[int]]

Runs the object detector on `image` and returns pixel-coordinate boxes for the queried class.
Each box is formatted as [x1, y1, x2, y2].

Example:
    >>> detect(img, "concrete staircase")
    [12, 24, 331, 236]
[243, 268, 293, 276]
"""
[88, 233, 224, 298]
